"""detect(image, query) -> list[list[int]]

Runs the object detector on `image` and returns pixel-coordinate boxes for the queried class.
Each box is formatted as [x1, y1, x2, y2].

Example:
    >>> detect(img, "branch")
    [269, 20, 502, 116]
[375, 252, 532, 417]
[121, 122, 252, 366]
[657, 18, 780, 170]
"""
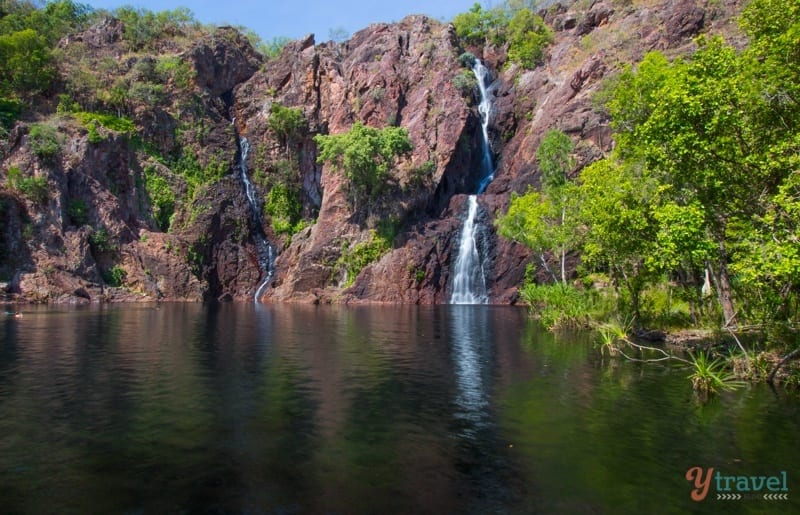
[767, 347, 800, 384]
[727, 327, 751, 375]
[621, 336, 692, 365]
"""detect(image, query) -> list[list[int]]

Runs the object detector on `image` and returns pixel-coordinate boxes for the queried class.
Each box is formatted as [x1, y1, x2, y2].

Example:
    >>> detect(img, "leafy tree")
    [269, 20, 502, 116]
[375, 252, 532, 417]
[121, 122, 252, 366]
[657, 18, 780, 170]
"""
[267, 103, 306, 155]
[538, 129, 573, 189]
[265, 182, 302, 235]
[506, 8, 552, 69]
[315, 122, 412, 207]
[498, 130, 578, 285]
[143, 166, 175, 232]
[452, 3, 510, 46]
[577, 158, 661, 319]
[0, 1, 93, 43]
[452, 3, 551, 69]
[28, 123, 60, 162]
[114, 6, 197, 50]
[0, 28, 55, 96]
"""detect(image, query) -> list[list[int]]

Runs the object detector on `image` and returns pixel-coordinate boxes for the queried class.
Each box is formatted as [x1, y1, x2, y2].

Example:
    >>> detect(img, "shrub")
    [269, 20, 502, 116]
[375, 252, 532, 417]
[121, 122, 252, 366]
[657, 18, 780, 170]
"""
[315, 122, 412, 206]
[410, 160, 435, 187]
[67, 198, 89, 226]
[128, 82, 165, 105]
[506, 9, 552, 69]
[337, 230, 392, 287]
[155, 55, 195, 89]
[89, 227, 116, 254]
[452, 69, 478, 97]
[143, 167, 175, 232]
[102, 265, 127, 287]
[28, 123, 60, 162]
[19, 176, 48, 203]
[7, 166, 49, 203]
[0, 97, 23, 129]
[520, 282, 608, 329]
[458, 52, 477, 68]
[265, 182, 302, 236]
[73, 112, 135, 133]
[5, 166, 22, 189]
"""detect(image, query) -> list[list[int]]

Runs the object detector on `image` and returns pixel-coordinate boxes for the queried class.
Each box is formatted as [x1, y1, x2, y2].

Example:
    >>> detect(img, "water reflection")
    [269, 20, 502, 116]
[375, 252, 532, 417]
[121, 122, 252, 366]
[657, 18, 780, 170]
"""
[449, 305, 491, 433]
[0, 304, 798, 514]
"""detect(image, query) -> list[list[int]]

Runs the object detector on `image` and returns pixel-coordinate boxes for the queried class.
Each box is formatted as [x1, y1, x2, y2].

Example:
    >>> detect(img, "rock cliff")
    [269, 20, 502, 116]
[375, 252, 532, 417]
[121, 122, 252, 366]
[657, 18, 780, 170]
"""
[0, 0, 745, 304]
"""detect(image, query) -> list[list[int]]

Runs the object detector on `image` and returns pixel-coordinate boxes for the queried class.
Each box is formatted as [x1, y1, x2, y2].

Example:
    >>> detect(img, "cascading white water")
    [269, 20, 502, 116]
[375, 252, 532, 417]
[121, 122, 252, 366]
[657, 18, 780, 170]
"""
[450, 196, 488, 304]
[238, 137, 274, 302]
[450, 59, 494, 305]
[474, 60, 494, 194]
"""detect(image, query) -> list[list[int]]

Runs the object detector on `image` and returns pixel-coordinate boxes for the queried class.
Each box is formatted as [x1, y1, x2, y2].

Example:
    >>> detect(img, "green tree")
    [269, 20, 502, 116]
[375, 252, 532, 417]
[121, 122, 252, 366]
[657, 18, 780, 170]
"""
[538, 129, 575, 284]
[498, 130, 579, 286]
[577, 158, 661, 319]
[0, 28, 55, 96]
[315, 122, 412, 207]
[452, 3, 510, 46]
[267, 103, 306, 155]
[506, 8, 552, 69]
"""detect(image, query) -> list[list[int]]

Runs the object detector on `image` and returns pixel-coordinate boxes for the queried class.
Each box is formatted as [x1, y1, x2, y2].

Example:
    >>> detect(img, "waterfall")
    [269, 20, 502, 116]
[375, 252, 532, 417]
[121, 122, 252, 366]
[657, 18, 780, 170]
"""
[450, 59, 494, 305]
[238, 137, 274, 302]
[450, 196, 488, 304]
[474, 59, 494, 194]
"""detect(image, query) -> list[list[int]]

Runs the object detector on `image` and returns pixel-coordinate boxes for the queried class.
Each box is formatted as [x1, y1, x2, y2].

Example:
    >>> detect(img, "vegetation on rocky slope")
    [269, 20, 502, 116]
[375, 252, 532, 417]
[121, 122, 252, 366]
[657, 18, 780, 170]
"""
[498, 0, 800, 387]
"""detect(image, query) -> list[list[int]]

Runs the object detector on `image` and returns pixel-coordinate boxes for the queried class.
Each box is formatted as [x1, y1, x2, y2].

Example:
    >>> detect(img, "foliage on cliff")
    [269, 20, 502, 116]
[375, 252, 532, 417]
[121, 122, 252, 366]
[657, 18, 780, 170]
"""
[315, 122, 412, 207]
[499, 0, 800, 344]
[453, 1, 553, 68]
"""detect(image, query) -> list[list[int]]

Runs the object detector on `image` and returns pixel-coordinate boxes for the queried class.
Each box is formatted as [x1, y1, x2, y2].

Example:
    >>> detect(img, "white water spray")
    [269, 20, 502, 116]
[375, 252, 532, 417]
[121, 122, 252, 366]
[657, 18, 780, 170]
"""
[450, 196, 488, 304]
[238, 137, 274, 302]
[450, 59, 495, 305]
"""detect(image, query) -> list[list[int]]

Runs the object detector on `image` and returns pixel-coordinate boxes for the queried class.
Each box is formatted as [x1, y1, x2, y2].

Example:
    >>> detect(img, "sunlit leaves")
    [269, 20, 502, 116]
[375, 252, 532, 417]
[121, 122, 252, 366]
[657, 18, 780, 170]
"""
[314, 122, 412, 205]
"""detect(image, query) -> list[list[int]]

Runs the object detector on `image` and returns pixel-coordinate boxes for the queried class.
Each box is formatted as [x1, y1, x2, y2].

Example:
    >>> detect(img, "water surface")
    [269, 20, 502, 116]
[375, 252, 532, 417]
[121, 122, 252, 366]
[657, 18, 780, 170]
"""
[0, 303, 797, 514]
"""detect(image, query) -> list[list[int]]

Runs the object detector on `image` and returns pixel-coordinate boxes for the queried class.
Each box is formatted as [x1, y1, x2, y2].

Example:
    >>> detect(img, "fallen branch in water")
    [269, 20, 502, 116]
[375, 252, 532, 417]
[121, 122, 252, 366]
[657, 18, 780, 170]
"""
[767, 347, 800, 384]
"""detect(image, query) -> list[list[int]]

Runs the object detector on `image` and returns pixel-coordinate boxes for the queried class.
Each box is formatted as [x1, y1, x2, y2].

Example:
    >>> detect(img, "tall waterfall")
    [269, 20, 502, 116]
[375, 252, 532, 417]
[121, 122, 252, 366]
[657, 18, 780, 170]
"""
[238, 137, 274, 302]
[450, 59, 494, 305]
[474, 60, 494, 194]
[450, 196, 488, 304]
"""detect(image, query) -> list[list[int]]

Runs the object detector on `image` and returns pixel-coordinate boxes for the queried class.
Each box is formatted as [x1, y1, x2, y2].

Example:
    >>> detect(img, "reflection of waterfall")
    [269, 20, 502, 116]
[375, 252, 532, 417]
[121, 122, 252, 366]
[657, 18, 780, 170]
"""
[450, 59, 495, 305]
[238, 137, 274, 302]
[449, 305, 491, 436]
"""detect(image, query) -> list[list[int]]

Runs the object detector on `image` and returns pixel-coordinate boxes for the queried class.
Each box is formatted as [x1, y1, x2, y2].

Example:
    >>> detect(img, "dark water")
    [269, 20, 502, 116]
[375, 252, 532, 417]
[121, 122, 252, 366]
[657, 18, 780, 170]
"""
[0, 303, 797, 514]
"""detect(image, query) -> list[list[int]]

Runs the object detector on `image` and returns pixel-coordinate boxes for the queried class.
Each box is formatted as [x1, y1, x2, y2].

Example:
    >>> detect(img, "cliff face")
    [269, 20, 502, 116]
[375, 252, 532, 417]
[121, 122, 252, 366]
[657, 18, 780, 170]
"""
[0, 0, 745, 304]
[235, 16, 480, 303]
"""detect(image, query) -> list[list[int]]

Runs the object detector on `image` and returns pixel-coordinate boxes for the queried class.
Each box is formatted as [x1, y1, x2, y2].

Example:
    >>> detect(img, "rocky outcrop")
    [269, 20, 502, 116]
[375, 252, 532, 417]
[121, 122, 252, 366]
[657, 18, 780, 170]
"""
[232, 16, 479, 303]
[0, 0, 747, 305]
[190, 27, 262, 97]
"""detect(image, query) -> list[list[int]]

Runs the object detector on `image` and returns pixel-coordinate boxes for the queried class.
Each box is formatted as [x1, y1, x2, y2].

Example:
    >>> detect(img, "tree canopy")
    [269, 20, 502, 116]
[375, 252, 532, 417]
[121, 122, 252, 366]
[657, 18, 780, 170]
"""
[452, 2, 552, 69]
[498, 0, 800, 330]
[314, 122, 412, 205]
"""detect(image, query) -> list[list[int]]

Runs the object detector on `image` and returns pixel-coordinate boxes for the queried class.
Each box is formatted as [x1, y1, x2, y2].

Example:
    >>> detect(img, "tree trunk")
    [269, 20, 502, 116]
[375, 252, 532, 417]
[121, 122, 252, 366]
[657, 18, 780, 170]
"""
[712, 241, 737, 328]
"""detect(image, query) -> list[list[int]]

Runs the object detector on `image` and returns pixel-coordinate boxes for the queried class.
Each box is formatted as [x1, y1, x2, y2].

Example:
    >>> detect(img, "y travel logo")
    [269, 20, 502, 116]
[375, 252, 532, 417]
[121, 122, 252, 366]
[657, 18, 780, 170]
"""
[686, 466, 789, 501]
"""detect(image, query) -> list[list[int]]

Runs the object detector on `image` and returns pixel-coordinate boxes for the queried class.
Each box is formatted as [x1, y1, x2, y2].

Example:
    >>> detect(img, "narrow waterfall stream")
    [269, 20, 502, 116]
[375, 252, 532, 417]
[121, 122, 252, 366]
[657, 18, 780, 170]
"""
[450, 59, 494, 305]
[238, 137, 274, 302]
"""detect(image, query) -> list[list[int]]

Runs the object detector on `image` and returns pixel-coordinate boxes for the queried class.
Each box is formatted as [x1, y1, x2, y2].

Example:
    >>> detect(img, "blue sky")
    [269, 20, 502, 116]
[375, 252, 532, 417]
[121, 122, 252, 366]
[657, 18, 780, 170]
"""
[86, 0, 483, 42]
